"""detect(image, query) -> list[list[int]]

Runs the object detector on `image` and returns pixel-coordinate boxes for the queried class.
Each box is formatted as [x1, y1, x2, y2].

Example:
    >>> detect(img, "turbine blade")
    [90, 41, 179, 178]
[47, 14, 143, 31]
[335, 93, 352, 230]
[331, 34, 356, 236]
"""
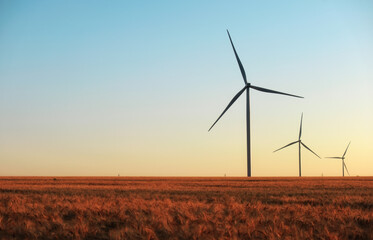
[250, 85, 303, 98]
[325, 157, 343, 159]
[273, 141, 299, 153]
[301, 142, 321, 158]
[299, 113, 303, 140]
[208, 86, 247, 131]
[344, 162, 350, 176]
[227, 30, 247, 84]
[342, 141, 351, 158]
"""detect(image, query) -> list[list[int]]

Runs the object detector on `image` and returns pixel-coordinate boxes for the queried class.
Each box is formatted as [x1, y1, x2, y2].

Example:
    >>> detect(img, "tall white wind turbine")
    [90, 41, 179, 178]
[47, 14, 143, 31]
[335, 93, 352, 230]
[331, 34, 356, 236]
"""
[273, 113, 320, 176]
[209, 30, 303, 177]
[326, 142, 351, 176]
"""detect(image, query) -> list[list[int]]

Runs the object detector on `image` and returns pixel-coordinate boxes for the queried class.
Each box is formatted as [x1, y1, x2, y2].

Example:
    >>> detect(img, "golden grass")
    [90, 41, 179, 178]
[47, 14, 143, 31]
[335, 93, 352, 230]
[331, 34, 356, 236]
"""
[0, 177, 372, 239]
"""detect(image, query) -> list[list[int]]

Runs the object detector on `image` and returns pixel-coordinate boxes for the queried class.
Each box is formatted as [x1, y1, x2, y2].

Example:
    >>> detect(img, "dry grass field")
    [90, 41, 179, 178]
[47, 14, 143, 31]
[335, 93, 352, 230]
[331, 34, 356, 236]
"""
[0, 177, 372, 239]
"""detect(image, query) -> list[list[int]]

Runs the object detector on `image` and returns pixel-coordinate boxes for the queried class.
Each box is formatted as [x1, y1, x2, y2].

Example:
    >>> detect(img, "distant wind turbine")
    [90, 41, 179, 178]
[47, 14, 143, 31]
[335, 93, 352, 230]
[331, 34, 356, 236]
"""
[325, 142, 351, 177]
[209, 30, 303, 177]
[273, 113, 320, 176]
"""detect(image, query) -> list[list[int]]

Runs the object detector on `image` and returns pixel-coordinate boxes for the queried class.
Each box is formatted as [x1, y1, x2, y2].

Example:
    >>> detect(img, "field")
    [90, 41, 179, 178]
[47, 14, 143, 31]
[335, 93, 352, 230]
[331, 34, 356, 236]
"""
[0, 177, 372, 239]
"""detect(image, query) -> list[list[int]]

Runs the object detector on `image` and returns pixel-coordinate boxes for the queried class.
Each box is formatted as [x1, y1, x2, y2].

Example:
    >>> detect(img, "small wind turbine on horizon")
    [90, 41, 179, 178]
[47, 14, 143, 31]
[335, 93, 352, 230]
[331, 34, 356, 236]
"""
[273, 113, 321, 177]
[325, 142, 351, 177]
[209, 30, 303, 177]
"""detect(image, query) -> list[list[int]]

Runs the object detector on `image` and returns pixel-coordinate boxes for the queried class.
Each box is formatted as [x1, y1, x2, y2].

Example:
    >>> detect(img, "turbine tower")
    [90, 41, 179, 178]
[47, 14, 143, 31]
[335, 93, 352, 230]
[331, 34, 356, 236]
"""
[209, 30, 303, 177]
[326, 142, 351, 177]
[273, 113, 320, 176]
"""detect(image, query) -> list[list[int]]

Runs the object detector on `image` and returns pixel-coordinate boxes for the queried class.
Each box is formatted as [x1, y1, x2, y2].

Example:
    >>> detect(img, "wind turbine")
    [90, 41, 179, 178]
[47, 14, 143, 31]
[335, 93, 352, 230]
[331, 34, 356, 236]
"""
[325, 142, 351, 177]
[209, 30, 303, 177]
[273, 113, 320, 176]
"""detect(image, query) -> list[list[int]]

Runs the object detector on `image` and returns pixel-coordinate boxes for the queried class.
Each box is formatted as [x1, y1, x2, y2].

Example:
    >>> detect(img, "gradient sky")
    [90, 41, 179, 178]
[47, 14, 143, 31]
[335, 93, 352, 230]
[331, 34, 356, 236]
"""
[1, 1, 372, 176]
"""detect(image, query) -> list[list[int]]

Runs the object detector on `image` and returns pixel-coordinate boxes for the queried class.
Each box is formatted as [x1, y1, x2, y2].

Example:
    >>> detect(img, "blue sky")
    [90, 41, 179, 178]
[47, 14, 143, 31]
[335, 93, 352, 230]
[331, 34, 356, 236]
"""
[1, 1, 372, 176]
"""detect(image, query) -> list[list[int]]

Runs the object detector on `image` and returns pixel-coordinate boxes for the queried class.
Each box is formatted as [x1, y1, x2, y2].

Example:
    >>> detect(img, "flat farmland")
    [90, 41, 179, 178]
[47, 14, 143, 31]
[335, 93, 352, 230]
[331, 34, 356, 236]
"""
[0, 177, 372, 239]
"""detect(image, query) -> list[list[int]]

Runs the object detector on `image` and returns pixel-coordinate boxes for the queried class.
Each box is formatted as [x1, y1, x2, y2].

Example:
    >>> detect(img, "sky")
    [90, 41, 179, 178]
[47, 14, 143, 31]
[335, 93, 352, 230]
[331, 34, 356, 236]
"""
[0, 0, 372, 176]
